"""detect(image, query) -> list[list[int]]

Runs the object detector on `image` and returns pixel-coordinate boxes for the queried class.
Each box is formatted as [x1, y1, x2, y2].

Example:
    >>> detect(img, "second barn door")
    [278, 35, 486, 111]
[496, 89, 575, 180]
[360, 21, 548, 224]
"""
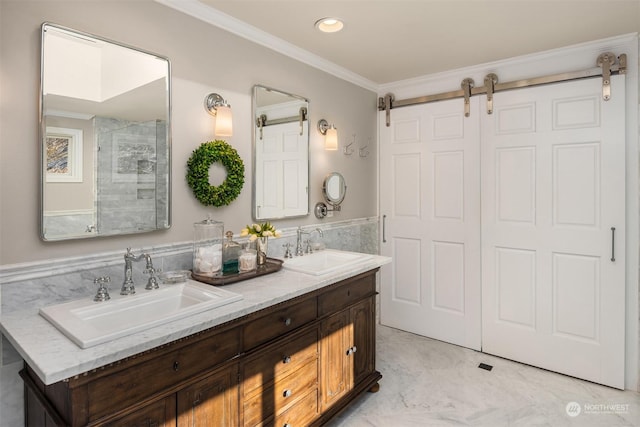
[481, 75, 626, 389]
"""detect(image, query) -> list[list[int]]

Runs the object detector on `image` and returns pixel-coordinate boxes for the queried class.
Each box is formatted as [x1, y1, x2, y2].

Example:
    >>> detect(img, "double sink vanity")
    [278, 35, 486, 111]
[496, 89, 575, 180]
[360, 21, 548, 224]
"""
[1, 249, 390, 426]
[6, 20, 393, 427]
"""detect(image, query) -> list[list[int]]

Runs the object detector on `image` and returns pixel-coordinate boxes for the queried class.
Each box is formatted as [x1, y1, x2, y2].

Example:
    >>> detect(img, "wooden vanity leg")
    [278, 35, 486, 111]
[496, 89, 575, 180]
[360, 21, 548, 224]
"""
[368, 383, 380, 393]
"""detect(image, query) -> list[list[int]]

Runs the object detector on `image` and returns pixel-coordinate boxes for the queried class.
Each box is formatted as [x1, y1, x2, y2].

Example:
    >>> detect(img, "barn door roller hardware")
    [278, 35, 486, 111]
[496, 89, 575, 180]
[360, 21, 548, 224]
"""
[484, 73, 498, 114]
[378, 93, 394, 127]
[597, 52, 620, 101]
[379, 52, 627, 126]
[461, 78, 475, 117]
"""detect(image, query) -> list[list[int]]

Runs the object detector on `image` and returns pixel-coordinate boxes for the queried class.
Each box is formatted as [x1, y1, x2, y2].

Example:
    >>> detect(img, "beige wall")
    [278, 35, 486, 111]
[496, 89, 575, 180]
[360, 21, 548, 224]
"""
[0, 0, 378, 265]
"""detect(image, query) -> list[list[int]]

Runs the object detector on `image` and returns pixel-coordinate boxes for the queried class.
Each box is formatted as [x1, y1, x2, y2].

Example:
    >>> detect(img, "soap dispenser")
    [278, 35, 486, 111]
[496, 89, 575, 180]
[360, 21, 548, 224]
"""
[222, 231, 241, 275]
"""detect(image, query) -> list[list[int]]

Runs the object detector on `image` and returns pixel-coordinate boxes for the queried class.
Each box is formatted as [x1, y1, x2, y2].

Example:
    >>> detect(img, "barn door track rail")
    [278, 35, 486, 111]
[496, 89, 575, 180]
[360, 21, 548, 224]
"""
[256, 106, 308, 139]
[379, 52, 627, 126]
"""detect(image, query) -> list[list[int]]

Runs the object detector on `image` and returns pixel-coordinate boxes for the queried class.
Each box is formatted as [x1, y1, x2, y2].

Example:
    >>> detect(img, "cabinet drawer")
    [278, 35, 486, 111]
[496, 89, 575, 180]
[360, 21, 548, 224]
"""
[86, 327, 240, 421]
[318, 273, 375, 316]
[243, 328, 318, 396]
[274, 388, 319, 427]
[243, 360, 318, 426]
[243, 297, 317, 350]
[103, 395, 176, 427]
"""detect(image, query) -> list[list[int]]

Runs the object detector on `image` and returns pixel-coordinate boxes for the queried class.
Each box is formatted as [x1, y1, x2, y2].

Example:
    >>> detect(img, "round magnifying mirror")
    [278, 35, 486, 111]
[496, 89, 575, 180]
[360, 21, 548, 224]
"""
[323, 172, 346, 206]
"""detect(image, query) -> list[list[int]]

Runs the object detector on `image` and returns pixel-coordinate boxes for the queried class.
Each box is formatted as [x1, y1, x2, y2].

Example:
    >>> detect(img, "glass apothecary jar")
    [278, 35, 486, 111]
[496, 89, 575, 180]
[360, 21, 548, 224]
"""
[239, 243, 257, 272]
[193, 217, 223, 276]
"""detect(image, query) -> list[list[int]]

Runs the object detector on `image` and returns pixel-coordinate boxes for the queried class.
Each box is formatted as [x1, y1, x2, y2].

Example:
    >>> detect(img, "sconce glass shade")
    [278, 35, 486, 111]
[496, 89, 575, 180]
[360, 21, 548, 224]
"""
[215, 104, 233, 137]
[325, 126, 338, 151]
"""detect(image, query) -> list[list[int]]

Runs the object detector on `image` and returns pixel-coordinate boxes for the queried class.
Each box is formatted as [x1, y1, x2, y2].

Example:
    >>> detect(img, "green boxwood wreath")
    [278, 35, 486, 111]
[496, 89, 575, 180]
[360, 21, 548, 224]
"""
[186, 140, 245, 207]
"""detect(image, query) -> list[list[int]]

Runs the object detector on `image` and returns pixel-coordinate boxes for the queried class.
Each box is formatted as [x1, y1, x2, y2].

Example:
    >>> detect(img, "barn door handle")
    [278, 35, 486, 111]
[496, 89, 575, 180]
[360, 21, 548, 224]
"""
[610, 227, 616, 262]
[382, 215, 387, 243]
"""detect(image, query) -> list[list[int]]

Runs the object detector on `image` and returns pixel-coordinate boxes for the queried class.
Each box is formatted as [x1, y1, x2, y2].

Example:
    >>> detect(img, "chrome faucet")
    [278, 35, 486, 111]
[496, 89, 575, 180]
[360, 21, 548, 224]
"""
[306, 228, 324, 254]
[296, 227, 308, 256]
[296, 227, 324, 256]
[121, 248, 159, 295]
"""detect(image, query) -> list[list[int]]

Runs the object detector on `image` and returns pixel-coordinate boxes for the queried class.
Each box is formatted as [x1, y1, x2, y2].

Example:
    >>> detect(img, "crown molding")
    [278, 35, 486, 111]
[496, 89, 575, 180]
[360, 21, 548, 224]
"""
[154, 0, 378, 92]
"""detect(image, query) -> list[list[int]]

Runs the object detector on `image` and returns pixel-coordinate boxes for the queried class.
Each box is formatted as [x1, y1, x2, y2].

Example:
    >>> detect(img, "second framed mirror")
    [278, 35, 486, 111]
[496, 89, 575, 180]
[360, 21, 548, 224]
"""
[252, 85, 309, 220]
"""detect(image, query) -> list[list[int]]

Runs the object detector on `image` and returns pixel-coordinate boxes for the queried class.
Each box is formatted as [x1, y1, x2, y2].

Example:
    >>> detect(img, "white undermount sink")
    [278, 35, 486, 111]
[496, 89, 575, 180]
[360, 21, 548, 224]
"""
[282, 249, 373, 276]
[39, 280, 242, 349]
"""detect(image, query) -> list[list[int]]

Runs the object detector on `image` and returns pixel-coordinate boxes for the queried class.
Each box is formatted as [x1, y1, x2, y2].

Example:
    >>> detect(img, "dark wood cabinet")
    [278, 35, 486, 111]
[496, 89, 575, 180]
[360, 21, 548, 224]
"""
[104, 396, 176, 427]
[320, 309, 352, 410]
[177, 364, 239, 427]
[22, 269, 381, 427]
[351, 298, 375, 386]
[320, 297, 375, 412]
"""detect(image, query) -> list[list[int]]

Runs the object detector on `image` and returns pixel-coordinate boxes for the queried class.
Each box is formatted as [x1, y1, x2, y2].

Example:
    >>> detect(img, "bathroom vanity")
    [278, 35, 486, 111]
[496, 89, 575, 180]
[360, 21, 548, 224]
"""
[2, 256, 389, 427]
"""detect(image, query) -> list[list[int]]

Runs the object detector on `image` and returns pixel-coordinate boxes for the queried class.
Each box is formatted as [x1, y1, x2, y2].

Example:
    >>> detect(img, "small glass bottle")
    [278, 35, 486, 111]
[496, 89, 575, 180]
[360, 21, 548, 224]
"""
[239, 243, 257, 272]
[222, 231, 241, 275]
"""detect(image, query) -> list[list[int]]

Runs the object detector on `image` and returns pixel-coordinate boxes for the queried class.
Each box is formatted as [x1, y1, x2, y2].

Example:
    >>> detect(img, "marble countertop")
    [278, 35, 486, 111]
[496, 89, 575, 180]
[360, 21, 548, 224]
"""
[0, 254, 390, 385]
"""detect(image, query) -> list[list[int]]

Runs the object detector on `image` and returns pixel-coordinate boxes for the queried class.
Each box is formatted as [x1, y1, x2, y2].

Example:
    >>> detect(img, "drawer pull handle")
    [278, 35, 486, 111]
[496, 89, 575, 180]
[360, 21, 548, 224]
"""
[283, 424, 292, 427]
[346, 346, 357, 356]
[283, 355, 292, 364]
[283, 389, 292, 398]
[283, 317, 292, 326]
[173, 361, 179, 371]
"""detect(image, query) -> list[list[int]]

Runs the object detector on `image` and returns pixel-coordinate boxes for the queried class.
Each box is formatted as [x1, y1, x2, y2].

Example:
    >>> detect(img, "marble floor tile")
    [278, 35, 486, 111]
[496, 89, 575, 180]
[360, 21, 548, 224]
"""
[0, 361, 23, 427]
[328, 326, 640, 427]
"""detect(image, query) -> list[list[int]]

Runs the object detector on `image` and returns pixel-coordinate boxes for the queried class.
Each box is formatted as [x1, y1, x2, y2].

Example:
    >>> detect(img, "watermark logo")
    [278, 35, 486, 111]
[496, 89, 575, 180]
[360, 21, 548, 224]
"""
[566, 402, 582, 417]
[565, 401, 629, 417]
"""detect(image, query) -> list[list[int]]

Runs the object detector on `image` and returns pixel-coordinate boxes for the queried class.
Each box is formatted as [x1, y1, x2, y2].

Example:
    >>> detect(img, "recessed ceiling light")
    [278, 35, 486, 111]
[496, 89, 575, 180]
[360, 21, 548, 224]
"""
[315, 17, 344, 33]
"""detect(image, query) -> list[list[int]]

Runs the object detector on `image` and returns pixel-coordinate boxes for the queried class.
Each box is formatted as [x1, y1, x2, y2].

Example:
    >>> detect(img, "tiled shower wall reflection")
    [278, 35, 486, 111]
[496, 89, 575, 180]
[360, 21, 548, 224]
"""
[95, 117, 168, 234]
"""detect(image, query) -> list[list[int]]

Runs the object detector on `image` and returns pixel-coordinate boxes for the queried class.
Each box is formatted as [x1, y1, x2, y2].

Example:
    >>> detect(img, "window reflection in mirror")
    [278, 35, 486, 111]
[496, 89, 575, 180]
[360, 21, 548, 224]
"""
[40, 23, 171, 241]
[253, 85, 309, 220]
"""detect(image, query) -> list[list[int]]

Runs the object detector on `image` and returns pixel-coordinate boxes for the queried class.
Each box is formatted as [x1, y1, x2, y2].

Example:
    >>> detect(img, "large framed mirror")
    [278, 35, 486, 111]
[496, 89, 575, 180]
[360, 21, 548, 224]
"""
[252, 85, 309, 220]
[40, 23, 171, 241]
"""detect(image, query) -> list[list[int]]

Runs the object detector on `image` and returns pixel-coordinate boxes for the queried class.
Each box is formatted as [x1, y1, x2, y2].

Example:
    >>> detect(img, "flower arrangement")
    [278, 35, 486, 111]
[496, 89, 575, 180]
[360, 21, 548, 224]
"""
[240, 222, 282, 241]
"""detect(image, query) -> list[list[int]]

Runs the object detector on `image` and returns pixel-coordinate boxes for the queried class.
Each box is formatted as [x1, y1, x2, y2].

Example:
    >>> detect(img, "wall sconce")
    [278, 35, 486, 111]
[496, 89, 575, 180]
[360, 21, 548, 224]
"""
[204, 93, 233, 137]
[318, 119, 338, 151]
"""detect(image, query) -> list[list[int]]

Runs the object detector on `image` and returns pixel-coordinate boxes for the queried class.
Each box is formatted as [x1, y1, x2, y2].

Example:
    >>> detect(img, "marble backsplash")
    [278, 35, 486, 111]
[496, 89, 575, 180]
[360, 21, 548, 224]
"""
[0, 217, 379, 367]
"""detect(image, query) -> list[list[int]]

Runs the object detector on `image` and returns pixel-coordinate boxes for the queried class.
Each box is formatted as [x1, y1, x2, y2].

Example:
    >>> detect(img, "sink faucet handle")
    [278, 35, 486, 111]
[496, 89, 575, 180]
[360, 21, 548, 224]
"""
[93, 276, 111, 302]
[145, 273, 159, 290]
[282, 243, 293, 259]
[143, 254, 160, 290]
[305, 239, 313, 254]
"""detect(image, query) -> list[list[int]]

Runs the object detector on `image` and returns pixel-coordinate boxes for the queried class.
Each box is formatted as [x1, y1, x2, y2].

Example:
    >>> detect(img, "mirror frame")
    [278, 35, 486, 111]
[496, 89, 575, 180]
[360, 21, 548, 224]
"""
[323, 172, 347, 206]
[39, 22, 172, 241]
[252, 84, 310, 221]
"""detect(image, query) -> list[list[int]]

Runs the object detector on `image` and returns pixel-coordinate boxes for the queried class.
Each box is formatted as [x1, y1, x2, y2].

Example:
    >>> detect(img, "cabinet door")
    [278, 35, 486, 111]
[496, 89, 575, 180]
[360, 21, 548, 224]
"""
[319, 310, 352, 410]
[351, 297, 375, 385]
[177, 364, 239, 427]
[103, 396, 176, 427]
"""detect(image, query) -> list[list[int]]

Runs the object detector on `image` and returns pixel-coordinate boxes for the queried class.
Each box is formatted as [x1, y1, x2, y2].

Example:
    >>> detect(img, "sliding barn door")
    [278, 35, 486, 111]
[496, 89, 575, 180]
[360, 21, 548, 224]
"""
[379, 97, 482, 351]
[481, 76, 626, 388]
